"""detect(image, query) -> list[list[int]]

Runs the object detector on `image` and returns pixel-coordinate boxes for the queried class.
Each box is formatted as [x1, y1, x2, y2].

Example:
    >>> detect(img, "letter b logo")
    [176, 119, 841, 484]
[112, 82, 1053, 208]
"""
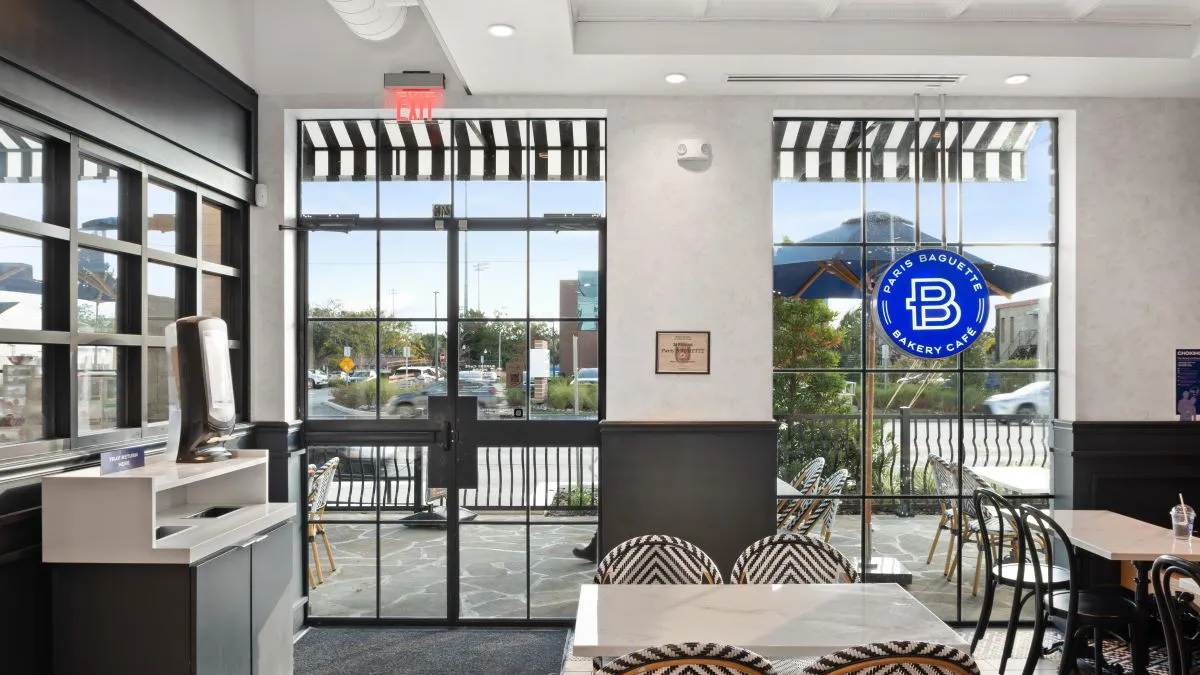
[905, 278, 960, 330]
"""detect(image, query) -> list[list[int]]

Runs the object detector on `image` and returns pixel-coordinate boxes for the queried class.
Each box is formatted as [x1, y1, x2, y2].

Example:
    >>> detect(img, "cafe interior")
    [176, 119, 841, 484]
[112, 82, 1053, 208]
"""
[4, 1, 1200, 674]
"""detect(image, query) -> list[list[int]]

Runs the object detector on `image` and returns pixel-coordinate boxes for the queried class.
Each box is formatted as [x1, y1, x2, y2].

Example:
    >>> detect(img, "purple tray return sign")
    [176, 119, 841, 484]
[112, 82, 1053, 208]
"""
[100, 447, 146, 475]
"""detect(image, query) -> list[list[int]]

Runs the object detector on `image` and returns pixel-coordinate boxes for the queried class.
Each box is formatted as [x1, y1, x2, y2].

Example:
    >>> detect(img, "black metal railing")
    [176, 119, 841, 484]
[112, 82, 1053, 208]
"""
[307, 445, 599, 513]
[776, 409, 1051, 498]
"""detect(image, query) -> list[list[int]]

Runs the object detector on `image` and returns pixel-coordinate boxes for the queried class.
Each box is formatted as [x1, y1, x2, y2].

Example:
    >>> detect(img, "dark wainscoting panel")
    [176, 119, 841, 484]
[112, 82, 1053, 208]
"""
[0, 0, 253, 175]
[599, 421, 777, 577]
[1052, 420, 1200, 584]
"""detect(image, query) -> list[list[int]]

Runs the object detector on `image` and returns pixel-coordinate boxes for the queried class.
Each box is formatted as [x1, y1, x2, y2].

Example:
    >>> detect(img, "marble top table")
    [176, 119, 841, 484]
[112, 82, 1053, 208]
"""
[572, 583, 966, 659]
[1047, 509, 1200, 562]
[970, 466, 1051, 495]
[777, 478, 800, 497]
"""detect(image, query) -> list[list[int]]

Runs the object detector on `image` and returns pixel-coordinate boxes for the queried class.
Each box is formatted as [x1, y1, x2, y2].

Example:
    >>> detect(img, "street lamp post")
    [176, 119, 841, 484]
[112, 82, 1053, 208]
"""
[433, 291, 440, 377]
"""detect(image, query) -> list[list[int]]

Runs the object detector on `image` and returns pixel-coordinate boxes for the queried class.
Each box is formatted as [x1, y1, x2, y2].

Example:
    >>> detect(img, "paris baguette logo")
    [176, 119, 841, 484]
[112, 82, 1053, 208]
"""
[874, 249, 991, 359]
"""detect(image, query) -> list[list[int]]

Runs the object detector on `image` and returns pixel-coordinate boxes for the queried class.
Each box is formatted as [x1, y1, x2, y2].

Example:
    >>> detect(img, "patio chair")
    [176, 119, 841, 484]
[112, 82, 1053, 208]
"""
[791, 469, 849, 541]
[947, 466, 1007, 595]
[777, 457, 825, 530]
[307, 457, 340, 587]
[1151, 555, 1200, 675]
[805, 642, 980, 675]
[731, 533, 856, 583]
[597, 642, 777, 675]
[926, 455, 960, 571]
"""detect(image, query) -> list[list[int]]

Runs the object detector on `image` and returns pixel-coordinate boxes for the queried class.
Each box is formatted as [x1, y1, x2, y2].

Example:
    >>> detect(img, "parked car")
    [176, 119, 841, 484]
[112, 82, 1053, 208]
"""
[389, 366, 438, 384]
[386, 380, 506, 417]
[306, 370, 329, 390]
[983, 380, 1051, 424]
[345, 369, 377, 383]
[572, 368, 599, 385]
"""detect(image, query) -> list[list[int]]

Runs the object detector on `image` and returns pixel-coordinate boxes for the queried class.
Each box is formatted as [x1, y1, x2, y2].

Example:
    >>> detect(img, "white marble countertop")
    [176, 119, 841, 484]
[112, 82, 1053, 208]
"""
[970, 466, 1051, 496]
[50, 454, 268, 491]
[1048, 509, 1200, 562]
[776, 478, 800, 497]
[572, 583, 966, 658]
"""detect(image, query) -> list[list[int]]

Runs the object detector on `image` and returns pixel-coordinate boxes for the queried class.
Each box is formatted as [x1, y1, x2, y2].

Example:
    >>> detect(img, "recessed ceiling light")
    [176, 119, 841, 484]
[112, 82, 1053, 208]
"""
[1005, 74, 1031, 85]
[665, 73, 687, 84]
[487, 24, 515, 38]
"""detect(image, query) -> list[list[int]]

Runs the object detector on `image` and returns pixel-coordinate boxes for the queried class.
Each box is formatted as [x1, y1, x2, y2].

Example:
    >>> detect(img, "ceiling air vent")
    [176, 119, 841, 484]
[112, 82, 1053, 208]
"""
[727, 74, 964, 84]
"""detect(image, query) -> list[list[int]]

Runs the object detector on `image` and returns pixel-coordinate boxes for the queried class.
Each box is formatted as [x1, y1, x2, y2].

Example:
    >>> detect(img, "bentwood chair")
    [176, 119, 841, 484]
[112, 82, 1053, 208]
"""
[1151, 555, 1200, 675]
[969, 488, 1068, 674]
[731, 533, 856, 584]
[777, 457, 825, 530]
[927, 456, 960, 570]
[307, 457, 340, 587]
[1021, 505, 1140, 675]
[597, 643, 777, 675]
[805, 642, 980, 675]
[948, 467, 1008, 596]
[792, 469, 849, 541]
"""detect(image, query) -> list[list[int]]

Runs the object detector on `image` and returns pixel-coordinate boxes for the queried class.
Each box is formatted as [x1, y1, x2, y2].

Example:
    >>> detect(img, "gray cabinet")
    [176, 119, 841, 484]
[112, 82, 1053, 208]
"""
[52, 521, 294, 675]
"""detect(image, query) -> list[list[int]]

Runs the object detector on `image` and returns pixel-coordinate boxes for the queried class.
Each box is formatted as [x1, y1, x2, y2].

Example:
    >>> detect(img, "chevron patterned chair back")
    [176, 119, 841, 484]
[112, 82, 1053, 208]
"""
[777, 457, 825, 528]
[730, 533, 857, 584]
[597, 642, 778, 675]
[805, 641, 980, 675]
[594, 535, 723, 585]
[793, 469, 849, 539]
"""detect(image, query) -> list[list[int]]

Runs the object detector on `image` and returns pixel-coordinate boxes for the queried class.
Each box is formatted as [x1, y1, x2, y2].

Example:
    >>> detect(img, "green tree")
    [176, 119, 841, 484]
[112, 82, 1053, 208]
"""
[308, 301, 416, 371]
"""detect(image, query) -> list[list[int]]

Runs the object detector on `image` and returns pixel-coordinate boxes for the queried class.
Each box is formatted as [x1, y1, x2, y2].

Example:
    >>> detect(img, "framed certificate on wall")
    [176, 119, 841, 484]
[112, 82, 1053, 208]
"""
[656, 331, 710, 374]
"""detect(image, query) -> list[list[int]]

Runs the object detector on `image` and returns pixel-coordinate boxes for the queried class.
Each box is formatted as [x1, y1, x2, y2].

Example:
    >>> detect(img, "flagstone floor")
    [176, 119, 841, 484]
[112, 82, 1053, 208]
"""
[307, 512, 1030, 623]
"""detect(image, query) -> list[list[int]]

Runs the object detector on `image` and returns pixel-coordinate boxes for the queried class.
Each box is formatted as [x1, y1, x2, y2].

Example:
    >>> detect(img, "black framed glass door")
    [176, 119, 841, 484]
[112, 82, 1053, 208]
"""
[299, 117, 605, 624]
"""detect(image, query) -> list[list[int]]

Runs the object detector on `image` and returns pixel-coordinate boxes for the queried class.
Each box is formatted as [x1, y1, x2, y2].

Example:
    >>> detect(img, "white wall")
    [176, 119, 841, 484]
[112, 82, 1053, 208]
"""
[133, 0, 255, 84]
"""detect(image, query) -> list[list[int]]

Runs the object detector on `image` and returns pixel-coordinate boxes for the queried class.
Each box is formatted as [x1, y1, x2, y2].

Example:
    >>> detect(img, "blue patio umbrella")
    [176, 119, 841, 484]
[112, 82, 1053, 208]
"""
[773, 212, 1047, 299]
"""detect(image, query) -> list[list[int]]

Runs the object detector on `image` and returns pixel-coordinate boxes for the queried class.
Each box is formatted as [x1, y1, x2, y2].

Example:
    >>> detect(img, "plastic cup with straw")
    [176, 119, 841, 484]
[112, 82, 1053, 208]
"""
[1172, 493, 1195, 540]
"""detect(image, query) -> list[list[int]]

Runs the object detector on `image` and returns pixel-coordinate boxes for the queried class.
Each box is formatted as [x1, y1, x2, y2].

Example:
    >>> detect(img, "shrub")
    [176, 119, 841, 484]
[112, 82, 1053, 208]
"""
[545, 378, 597, 411]
[330, 379, 405, 410]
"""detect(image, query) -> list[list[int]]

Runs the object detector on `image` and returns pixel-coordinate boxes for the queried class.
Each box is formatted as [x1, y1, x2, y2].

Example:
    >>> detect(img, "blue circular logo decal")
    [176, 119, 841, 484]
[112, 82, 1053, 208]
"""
[874, 249, 990, 359]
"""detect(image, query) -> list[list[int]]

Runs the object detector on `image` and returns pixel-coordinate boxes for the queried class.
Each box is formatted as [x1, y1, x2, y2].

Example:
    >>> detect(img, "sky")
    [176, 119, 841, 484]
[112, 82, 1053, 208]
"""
[0, 121, 1055, 364]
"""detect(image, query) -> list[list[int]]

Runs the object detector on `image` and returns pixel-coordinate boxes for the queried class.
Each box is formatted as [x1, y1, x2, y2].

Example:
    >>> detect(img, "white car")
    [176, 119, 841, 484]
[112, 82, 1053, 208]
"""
[306, 370, 329, 389]
[984, 380, 1051, 424]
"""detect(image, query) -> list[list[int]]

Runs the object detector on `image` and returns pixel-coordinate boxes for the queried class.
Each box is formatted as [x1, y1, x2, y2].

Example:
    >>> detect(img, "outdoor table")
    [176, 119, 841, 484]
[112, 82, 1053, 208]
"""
[969, 466, 1051, 496]
[777, 478, 801, 497]
[573, 583, 965, 659]
[1048, 509, 1200, 675]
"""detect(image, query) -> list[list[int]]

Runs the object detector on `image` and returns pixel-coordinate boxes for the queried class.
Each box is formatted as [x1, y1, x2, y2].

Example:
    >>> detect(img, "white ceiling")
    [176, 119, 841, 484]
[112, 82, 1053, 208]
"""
[419, 0, 1200, 97]
[572, 0, 1200, 24]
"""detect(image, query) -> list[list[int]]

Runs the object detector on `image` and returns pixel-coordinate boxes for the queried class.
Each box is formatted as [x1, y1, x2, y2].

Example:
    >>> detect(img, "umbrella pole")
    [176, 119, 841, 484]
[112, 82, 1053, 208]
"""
[863, 280, 876, 569]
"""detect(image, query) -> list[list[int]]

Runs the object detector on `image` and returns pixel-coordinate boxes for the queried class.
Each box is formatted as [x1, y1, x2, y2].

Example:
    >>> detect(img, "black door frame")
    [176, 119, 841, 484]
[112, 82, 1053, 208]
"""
[298, 214, 604, 626]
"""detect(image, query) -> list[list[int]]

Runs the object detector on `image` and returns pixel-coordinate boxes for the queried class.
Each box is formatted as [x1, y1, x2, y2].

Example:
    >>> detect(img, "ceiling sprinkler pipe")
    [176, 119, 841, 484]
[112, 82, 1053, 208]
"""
[325, 0, 408, 41]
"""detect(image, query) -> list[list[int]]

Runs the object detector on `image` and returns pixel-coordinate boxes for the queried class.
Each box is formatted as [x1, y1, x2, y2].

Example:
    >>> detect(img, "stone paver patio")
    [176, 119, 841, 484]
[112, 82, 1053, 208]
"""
[308, 512, 1031, 623]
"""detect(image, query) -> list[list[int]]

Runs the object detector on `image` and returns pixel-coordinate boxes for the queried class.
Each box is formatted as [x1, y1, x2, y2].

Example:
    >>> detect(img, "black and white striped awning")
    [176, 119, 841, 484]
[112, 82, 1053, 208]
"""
[775, 120, 1039, 183]
[1, 124, 118, 183]
[301, 119, 606, 182]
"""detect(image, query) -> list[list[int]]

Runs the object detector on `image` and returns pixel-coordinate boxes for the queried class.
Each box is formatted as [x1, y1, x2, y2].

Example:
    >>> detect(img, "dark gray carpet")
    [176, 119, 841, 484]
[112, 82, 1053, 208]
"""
[295, 627, 570, 675]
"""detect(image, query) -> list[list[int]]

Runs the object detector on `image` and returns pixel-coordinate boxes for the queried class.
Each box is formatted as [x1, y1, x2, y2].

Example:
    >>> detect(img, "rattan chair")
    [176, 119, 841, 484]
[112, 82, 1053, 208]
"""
[805, 641, 980, 675]
[597, 642, 777, 675]
[792, 469, 849, 541]
[592, 536, 725, 672]
[926, 455, 960, 570]
[307, 457, 340, 587]
[594, 534, 723, 585]
[1151, 555, 1200, 675]
[731, 533, 856, 584]
[777, 457, 825, 530]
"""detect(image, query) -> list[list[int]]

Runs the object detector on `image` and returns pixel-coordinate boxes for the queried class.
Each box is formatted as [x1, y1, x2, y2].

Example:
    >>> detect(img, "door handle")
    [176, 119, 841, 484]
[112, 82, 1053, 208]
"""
[441, 420, 454, 452]
[239, 534, 268, 548]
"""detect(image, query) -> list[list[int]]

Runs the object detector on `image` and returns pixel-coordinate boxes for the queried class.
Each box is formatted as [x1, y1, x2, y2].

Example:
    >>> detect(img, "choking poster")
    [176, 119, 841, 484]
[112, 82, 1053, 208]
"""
[1177, 349, 1200, 421]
